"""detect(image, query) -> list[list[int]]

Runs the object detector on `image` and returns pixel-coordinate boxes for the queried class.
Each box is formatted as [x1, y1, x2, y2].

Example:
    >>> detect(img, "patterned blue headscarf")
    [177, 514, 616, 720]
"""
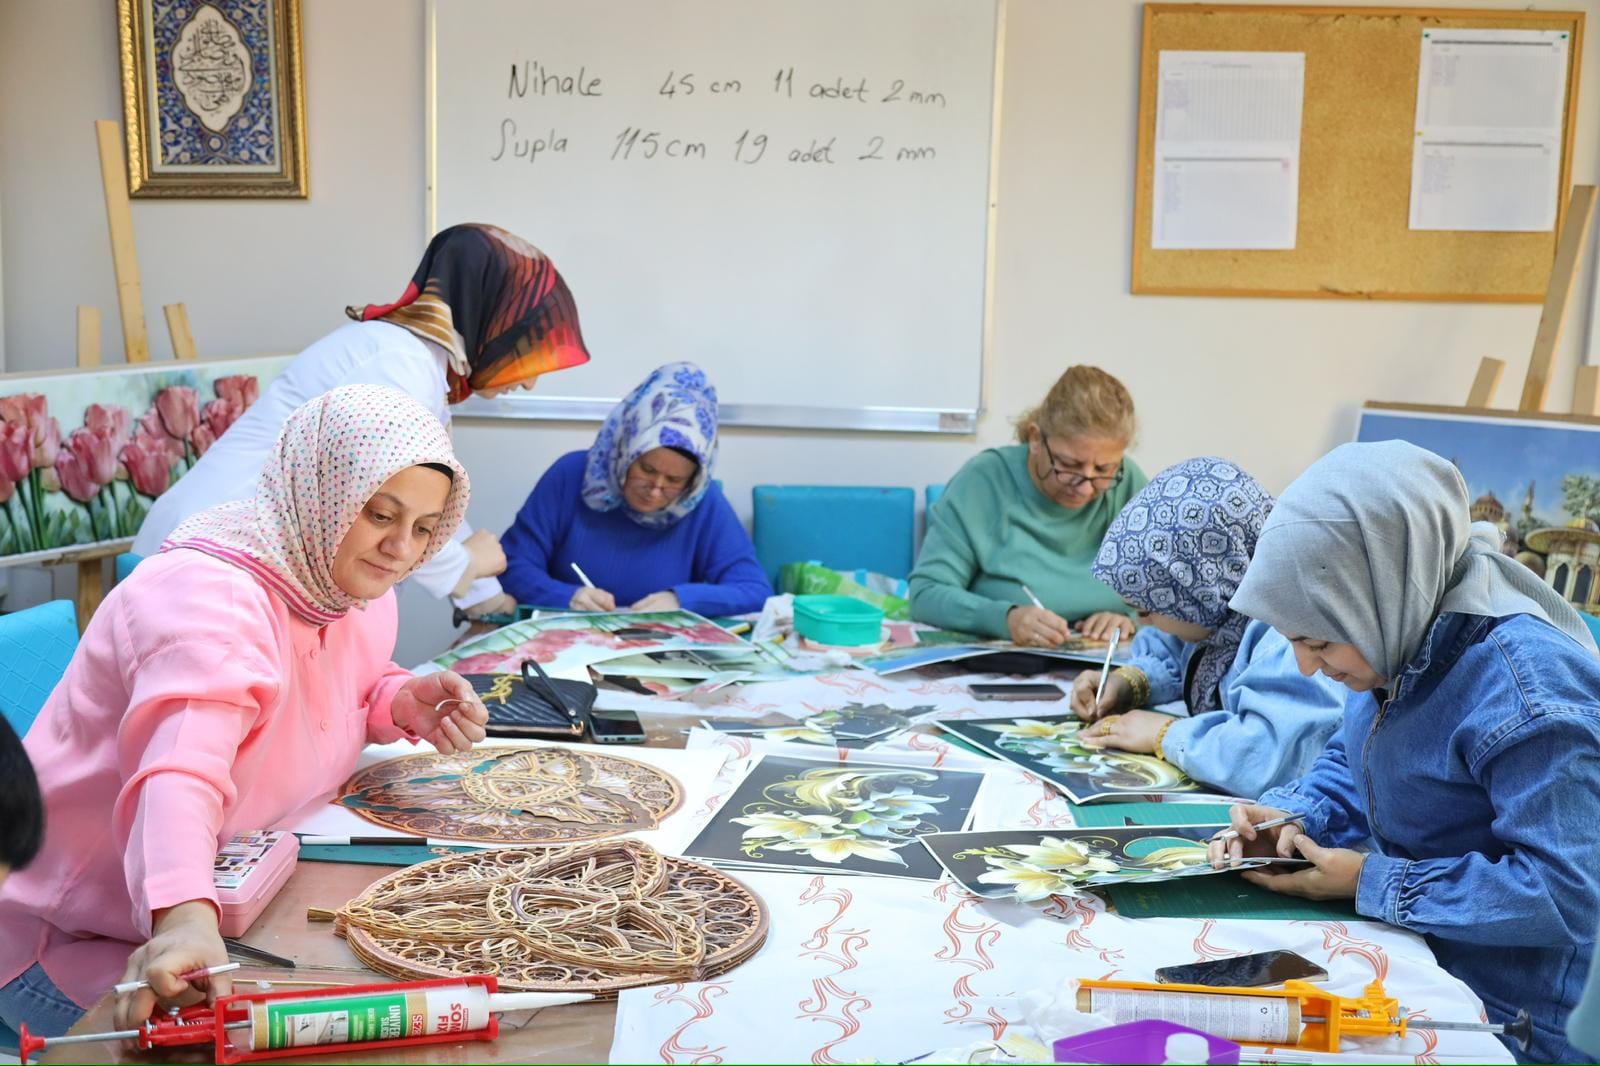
[1093, 457, 1273, 711]
[582, 361, 719, 529]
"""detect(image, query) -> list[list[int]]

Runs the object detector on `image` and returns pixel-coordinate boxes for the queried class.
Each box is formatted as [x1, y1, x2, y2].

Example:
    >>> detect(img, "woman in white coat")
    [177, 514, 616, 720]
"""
[134, 224, 590, 617]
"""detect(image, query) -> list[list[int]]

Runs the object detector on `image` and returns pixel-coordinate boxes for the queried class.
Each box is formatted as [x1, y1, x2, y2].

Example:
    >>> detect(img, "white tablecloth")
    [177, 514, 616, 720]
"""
[608, 665, 1512, 1065]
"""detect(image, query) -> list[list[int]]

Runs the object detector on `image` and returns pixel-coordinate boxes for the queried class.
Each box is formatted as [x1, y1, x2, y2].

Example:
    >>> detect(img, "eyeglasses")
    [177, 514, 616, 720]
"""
[1036, 435, 1125, 491]
[626, 471, 689, 500]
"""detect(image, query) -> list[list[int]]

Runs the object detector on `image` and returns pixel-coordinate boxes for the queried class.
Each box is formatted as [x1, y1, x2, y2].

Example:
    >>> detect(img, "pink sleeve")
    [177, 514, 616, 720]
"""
[364, 663, 419, 744]
[112, 634, 280, 934]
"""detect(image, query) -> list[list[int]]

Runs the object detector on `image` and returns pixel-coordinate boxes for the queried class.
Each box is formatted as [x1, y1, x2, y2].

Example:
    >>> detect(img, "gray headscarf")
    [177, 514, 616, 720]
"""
[1229, 440, 1596, 680]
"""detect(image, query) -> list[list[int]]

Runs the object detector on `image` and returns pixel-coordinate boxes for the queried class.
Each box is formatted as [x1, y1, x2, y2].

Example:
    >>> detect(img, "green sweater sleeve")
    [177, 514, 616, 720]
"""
[908, 458, 1016, 639]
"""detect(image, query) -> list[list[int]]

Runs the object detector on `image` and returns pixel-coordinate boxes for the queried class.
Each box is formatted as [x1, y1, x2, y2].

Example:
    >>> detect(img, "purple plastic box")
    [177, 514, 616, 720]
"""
[1053, 1020, 1241, 1064]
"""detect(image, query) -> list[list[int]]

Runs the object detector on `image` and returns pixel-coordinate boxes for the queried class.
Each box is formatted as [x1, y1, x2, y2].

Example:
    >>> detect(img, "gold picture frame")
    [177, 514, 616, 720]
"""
[117, 0, 308, 198]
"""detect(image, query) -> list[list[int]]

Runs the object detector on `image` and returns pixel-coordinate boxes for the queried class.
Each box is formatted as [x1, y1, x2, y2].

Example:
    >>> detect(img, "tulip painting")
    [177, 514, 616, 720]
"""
[0, 392, 66, 555]
[0, 356, 288, 559]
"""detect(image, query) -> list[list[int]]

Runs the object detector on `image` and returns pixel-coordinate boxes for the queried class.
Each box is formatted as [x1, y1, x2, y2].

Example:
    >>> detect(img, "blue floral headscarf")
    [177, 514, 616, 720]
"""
[1093, 457, 1273, 711]
[582, 361, 718, 529]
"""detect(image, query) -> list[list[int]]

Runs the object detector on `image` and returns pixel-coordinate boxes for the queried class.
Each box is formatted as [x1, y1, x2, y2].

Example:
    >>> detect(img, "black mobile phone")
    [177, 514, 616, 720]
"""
[588, 710, 647, 744]
[1154, 950, 1328, 988]
[968, 682, 1067, 701]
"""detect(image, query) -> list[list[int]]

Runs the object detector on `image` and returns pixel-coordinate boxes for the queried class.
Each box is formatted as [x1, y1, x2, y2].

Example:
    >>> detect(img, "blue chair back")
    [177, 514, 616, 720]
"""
[1583, 611, 1600, 649]
[752, 485, 916, 584]
[925, 483, 946, 508]
[116, 552, 144, 584]
[0, 599, 79, 736]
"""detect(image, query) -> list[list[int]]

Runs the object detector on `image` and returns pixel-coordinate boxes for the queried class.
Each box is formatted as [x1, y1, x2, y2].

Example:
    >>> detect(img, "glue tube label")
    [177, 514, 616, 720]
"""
[250, 985, 489, 1049]
[1077, 987, 1299, 1044]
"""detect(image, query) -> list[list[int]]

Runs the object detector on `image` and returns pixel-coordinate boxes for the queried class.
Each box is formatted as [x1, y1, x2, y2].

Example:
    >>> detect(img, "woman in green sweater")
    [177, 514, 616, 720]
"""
[909, 365, 1146, 645]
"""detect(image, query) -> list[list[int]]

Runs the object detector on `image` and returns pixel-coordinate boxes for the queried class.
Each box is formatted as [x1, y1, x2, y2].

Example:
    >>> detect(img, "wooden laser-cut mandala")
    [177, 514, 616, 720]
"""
[335, 747, 682, 844]
[332, 840, 768, 995]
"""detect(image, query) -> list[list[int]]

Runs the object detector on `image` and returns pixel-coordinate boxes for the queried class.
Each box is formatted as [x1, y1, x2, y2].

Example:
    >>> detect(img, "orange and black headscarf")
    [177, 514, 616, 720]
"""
[346, 224, 590, 404]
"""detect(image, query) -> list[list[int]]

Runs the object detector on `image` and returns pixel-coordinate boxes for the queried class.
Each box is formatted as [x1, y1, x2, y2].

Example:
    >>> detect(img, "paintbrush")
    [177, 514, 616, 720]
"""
[1210, 813, 1306, 845]
[1092, 629, 1121, 707]
[115, 963, 240, 995]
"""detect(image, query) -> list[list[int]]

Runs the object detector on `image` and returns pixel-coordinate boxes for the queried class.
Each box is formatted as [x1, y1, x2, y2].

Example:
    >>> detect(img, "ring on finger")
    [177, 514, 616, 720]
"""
[434, 698, 467, 714]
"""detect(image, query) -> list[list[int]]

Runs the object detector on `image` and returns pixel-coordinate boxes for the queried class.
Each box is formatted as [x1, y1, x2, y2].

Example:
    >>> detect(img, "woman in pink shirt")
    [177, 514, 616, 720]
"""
[0, 384, 491, 1049]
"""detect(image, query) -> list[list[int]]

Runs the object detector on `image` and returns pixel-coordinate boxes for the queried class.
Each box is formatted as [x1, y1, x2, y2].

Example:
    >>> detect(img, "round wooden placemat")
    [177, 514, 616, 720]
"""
[333, 840, 768, 996]
[336, 747, 682, 844]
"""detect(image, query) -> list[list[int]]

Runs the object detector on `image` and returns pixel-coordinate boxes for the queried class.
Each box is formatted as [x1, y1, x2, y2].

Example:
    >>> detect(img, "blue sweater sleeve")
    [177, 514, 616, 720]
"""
[1125, 627, 1189, 706]
[1355, 712, 1600, 947]
[1160, 622, 1345, 799]
[499, 456, 584, 609]
[671, 492, 773, 616]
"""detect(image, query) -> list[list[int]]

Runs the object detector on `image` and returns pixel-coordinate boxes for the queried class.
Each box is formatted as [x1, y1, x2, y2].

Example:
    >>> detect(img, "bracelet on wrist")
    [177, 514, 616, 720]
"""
[1113, 665, 1151, 708]
[1154, 718, 1175, 763]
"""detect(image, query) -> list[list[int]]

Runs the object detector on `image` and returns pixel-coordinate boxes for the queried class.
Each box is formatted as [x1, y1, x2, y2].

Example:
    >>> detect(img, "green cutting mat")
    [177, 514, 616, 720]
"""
[931, 734, 1350, 919]
[1106, 872, 1359, 921]
[1067, 802, 1233, 827]
[298, 844, 478, 866]
[1067, 804, 1356, 919]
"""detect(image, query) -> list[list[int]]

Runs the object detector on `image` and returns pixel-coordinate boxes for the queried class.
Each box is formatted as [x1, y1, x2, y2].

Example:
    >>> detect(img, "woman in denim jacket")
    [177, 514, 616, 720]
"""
[1209, 440, 1600, 1064]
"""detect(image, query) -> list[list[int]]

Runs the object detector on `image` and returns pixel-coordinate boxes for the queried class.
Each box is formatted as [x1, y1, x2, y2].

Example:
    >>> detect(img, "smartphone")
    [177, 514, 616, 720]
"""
[588, 710, 647, 744]
[1154, 950, 1328, 988]
[968, 682, 1067, 702]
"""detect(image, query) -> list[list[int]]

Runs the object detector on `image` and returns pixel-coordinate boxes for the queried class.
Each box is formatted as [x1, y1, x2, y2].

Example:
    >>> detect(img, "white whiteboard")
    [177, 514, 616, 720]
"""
[428, 0, 999, 432]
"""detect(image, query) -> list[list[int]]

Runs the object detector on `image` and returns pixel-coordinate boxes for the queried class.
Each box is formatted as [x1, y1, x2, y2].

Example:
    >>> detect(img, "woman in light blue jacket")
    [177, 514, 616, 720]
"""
[1211, 441, 1600, 1065]
[1073, 457, 1344, 798]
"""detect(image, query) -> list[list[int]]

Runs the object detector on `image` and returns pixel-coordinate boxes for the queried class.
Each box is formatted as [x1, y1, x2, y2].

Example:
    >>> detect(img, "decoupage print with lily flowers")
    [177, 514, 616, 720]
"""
[959, 833, 1214, 901]
[733, 766, 951, 867]
[941, 715, 1206, 803]
[687, 755, 983, 880]
[921, 824, 1234, 903]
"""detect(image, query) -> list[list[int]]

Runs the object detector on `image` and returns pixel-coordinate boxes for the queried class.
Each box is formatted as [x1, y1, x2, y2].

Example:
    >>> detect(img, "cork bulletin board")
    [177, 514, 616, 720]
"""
[1132, 5, 1585, 301]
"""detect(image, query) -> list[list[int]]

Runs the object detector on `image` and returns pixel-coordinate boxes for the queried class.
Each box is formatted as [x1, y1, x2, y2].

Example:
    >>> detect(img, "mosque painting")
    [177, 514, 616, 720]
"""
[1357, 405, 1600, 618]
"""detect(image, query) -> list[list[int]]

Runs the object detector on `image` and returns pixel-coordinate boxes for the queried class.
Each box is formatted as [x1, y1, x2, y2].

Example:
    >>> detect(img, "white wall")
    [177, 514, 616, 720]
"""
[3, 0, 1598, 663]
[0, 0, 430, 369]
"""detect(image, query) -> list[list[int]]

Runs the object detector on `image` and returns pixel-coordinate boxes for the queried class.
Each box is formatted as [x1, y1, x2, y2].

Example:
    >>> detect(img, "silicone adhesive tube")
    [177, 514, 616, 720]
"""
[1076, 987, 1302, 1045]
[249, 985, 587, 1050]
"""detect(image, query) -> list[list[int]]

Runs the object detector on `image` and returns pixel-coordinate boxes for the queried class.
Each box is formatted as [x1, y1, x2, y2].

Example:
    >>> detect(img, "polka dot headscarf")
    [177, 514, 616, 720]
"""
[164, 384, 470, 625]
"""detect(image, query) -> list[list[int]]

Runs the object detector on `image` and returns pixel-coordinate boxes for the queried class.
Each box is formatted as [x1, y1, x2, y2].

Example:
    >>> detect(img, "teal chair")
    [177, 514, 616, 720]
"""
[751, 485, 916, 585]
[0, 599, 78, 736]
[1583, 612, 1600, 648]
[925, 483, 946, 508]
[116, 551, 144, 584]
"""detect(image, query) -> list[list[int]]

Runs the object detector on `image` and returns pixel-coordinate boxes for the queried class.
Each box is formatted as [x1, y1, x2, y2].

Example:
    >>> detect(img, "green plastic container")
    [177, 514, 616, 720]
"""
[793, 595, 885, 646]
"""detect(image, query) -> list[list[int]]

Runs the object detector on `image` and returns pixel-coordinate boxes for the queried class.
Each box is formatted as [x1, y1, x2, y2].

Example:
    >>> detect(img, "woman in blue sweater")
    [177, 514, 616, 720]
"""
[1210, 441, 1600, 1065]
[500, 362, 772, 616]
[1073, 457, 1344, 799]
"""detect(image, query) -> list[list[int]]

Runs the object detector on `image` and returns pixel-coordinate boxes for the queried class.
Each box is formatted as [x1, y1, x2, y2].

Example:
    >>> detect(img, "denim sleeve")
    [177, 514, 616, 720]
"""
[1356, 712, 1600, 947]
[1161, 624, 1345, 799]
[1125, 627, 1188, 707]
[1257, 717, 1370, 846]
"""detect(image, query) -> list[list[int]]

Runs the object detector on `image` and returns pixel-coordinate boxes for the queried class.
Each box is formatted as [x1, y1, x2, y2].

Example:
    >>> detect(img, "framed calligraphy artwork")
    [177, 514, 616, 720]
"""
[117, 0, 308, 197]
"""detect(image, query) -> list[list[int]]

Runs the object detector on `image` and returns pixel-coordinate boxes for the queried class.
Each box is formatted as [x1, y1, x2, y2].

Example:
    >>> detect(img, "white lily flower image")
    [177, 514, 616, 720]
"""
[975, 859, 1081, 902]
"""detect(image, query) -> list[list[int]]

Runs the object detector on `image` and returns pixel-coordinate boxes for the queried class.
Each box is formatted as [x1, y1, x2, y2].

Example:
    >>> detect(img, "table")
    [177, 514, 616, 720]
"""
[39, 700, 783, 1065]
[44, 664, 1512, 1064]
[43, 861, 618, 1064]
